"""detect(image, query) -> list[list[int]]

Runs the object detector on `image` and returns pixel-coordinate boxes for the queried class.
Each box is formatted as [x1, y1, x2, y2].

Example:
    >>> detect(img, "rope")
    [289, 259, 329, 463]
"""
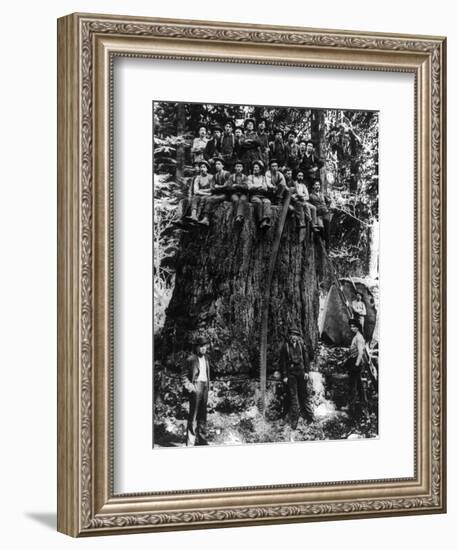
[259, 190, 292, 414]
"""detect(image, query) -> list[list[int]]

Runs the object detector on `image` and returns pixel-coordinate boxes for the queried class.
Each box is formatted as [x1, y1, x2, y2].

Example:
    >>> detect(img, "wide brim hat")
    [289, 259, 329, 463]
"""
[211, 124, 223, 133]
[194, 335, 209, 347]
[269, 158, 280, 166]
[289, 328, 302, 337]
[252, 159, 265, 170]
[224, 120, 235, 129]
[212, 156, 225, 165]
[243, 118, 256, 128]
[233, 158, 244, 166]
[198, 159, 211, 169]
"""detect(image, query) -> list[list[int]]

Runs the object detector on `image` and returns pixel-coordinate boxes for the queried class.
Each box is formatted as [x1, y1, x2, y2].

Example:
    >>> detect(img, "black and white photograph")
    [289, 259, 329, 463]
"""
[152, 100, 380, 447]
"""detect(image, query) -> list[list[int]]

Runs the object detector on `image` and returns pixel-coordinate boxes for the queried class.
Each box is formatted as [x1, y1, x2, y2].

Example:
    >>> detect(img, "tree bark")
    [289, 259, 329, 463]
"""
[176, 102, 186, 179]
[156, 202, 324, 377]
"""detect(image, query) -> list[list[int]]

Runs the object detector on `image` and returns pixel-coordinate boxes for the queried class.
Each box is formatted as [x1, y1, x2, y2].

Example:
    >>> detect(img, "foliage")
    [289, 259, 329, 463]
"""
[152, 102, 379, 330]
[153, 350, 378, 447]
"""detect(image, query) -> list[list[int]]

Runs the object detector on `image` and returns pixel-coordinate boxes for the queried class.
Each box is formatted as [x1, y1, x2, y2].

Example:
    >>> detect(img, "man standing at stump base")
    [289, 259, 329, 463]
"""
[280, 328, 314, 441]
[183, 336, 211, 446]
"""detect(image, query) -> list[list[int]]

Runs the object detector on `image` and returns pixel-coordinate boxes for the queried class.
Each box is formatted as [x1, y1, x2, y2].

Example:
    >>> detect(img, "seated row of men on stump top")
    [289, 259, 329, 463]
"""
[179, 156, 332, 244]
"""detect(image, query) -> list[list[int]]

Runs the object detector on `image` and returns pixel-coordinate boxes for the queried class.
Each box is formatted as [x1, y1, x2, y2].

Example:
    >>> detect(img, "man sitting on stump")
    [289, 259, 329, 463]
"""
[185, 160, 213, 225]
[247, 159, 274, 230]
[197, 157, 231, 227]
[309, 180, 332, 247]
[279, 328, 314, 441]
[265, 158, 287, 202]
[295, 169, 319, 231]
[284, 167, 307, 231]
[226, 159, 249, 225]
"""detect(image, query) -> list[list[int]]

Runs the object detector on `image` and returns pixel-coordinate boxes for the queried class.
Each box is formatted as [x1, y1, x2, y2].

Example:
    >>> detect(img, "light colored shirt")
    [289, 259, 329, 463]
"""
[191, 137, 208, 162]
[352, 299, 367, 317]
[193, 174, 213, 195]
[266, 170, 286, 190]
[295, 182, 310, 200]
[247, 174, 268, 192]
[196, 355, 208, 382]
[349, 332, 365, 364]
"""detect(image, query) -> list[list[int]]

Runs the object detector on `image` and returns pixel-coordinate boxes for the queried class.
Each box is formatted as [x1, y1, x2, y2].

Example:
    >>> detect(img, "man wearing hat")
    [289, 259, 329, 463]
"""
[226, 159, 249, 224]
[240, 118, 261, 171]
[309, 180, 332, 247]
[296, 169, 319, 229]
[284, 167, 307, 230]
[299, 140, 324, 190]
[345, 318, 369, 423]
[204, 125, 223, 163]
[247, 160, 275, 229]
[185, 160, 213, 224]
[221, 120, 236, 171]
[285, 130, 300, 171]
[279, 328, 314, 438]
[233, 126, 245, 160]
[257, 119, 270, 167]
[265, 158, 287, 202]
[183, 336, 211, 446]
[198, 157, 231, 227]
[269, 128, 287, 167]
[191, 125, 208, 165]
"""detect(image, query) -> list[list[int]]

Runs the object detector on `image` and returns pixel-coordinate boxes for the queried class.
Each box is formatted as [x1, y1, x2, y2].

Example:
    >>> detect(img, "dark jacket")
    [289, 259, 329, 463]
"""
[204, 137, 222, 160]
[227, 173, 249, 192]
[299, 153, 324, 183]
[309, 190, 331, 215]
[269, 139, 287, 165]
[182, 353, 211, 390]
[221, 133, 235, 162]
[279, 339, 310, 378]
[285, 142, 300, 170]
[240, 131, 261, 165]
[211, 169, 231, 192]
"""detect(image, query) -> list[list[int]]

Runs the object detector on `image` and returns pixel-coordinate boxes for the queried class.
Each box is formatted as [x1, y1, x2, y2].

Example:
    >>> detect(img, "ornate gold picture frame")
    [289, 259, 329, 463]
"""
[57, 12, 446, 536]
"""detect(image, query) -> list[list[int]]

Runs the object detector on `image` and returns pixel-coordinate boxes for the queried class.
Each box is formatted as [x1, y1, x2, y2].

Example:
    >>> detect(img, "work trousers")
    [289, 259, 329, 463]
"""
[231, 192, 249, 219]
[203, 194, 227, 215]
[286, 372, 314, 430]
[186, 381, 209, 446]
[345, 357, 369, 421]
[250, 195, 272, 224]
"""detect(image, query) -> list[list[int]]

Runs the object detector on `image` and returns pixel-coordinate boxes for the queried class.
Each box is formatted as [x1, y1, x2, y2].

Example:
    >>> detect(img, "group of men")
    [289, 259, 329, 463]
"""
[184, 318, 371, 446]
[183, 329, 315, 446]
[179, 118, 332, 243]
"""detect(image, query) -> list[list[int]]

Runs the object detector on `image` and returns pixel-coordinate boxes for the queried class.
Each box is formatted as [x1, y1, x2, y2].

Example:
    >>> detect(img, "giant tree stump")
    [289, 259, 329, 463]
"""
[156, 201, 324, 376]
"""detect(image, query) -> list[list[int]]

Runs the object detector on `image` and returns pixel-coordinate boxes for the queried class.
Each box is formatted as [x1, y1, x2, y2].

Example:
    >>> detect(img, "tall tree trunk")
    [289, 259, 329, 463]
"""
[176, 102, 186, 179]
[156, 203, 324, 384]
[310, 109, 326, 191]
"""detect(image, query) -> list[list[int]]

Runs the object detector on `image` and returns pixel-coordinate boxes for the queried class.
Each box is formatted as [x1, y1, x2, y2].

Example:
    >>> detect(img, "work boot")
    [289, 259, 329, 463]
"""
[198, 216, 210, 227]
